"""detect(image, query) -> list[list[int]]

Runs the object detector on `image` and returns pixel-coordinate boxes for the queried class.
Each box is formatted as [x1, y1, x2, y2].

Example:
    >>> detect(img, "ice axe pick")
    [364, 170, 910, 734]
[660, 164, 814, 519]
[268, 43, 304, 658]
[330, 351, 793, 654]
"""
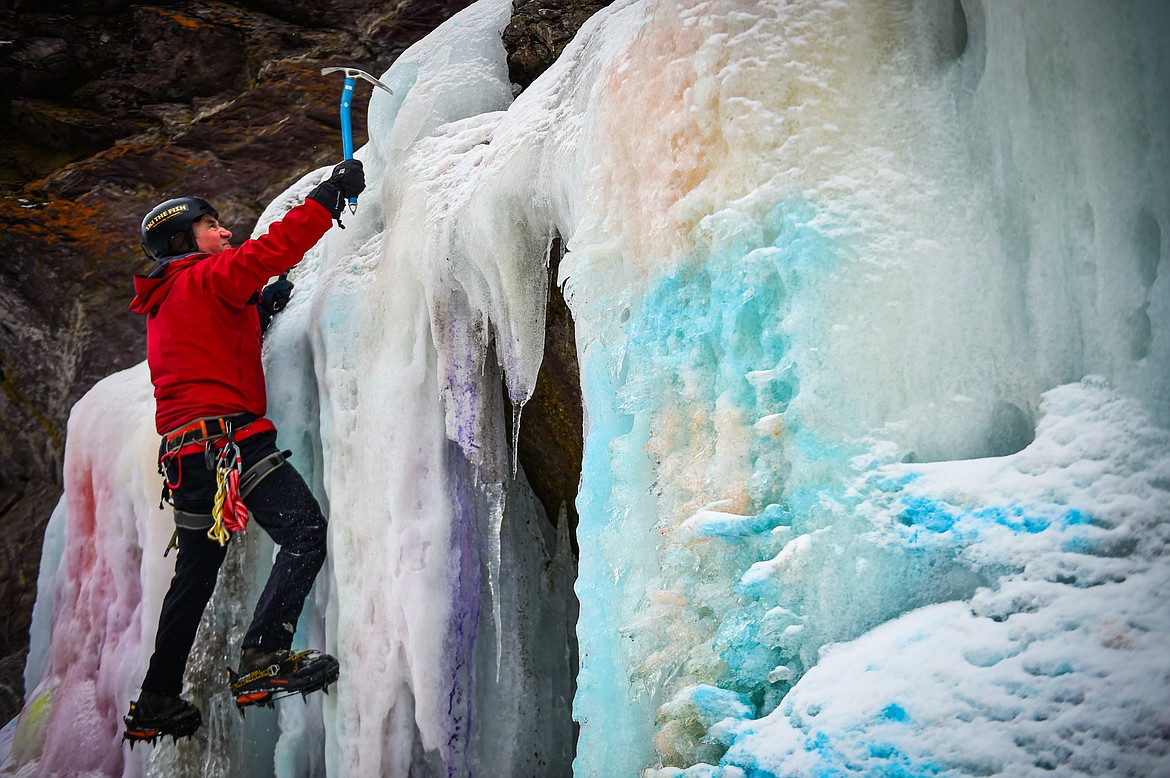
[320, 66, 393, 213]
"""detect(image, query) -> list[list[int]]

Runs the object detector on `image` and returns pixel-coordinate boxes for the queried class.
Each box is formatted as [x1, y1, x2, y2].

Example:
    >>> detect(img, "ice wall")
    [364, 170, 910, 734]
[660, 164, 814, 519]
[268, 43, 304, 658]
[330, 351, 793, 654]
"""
[4, 0, 1169, 776]
[717, 379, 1170, 777]
[558, 0, 1170, 775]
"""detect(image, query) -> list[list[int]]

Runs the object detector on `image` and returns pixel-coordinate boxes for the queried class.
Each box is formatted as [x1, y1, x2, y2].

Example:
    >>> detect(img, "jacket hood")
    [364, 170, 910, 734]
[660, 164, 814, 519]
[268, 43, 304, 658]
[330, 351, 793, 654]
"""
[129, 256, 203, 314]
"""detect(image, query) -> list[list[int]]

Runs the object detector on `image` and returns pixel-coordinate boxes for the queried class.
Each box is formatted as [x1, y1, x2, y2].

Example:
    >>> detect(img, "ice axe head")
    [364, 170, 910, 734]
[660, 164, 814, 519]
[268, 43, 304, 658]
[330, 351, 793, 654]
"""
[320, 66, 393, 161]
[321, 67, 394, 93]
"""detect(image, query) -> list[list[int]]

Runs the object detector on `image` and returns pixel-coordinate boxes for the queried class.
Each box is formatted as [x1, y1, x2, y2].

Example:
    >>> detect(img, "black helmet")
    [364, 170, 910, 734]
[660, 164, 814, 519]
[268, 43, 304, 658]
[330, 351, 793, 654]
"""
[141, 196, 218, 260]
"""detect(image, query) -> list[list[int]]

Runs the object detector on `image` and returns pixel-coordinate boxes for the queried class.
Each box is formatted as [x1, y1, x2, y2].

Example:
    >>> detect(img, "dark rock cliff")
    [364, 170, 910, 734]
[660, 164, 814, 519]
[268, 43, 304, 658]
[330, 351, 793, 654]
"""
[0, 0, 604, 726]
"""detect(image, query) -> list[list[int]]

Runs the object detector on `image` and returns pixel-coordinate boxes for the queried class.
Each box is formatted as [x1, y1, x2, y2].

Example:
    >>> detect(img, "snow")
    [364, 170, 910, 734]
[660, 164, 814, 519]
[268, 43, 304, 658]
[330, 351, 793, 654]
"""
[710, 380, 1170, 777]
[3, 0, 1170, 776]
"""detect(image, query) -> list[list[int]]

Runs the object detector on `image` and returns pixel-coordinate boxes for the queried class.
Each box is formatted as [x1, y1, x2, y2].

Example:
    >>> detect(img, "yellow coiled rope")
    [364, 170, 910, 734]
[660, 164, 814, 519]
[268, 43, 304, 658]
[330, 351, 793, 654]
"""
[209, 465, 231, 546]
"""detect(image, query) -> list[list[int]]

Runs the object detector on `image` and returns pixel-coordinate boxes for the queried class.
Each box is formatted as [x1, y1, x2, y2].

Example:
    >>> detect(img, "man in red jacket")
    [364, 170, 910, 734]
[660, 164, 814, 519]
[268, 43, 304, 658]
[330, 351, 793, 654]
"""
[122, 159, 364, 745]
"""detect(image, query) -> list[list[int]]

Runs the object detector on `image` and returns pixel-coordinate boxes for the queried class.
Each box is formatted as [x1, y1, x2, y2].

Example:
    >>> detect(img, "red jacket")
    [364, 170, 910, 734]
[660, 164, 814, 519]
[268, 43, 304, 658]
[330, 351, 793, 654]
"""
[130, 199, 333, 435]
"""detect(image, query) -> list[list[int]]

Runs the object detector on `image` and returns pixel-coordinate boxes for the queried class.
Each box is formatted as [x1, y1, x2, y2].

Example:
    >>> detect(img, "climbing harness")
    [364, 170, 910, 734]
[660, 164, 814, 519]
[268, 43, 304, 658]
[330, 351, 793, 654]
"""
[157, 413, 258, 506]
[238, 449, 289, 498]
[156, 413, 287, 553]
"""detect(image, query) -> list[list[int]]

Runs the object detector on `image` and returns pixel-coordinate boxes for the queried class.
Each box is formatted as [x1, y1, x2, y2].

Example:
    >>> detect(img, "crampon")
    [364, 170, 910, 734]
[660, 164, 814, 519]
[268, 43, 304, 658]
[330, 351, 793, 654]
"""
[122, 693, 201, 749]
[228, 648, 339, 715]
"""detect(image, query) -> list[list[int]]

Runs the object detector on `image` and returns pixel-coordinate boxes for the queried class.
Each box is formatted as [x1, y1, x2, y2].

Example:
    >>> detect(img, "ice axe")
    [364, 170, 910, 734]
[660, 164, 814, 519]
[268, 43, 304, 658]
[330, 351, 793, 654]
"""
[320, 66, 393, 213]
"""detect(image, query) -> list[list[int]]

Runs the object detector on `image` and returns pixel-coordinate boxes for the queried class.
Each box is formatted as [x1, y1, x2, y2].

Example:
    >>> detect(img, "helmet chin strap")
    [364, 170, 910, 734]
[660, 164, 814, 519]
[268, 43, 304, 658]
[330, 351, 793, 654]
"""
[141, 230, 200, 278]
[145, 249, 203, 278]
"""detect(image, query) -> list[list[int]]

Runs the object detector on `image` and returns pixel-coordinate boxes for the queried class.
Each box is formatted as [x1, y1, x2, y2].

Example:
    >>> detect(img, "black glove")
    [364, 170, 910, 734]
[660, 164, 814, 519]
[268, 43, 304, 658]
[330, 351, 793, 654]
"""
[308, 159, 366, 222]
[258, 278, 294, 333]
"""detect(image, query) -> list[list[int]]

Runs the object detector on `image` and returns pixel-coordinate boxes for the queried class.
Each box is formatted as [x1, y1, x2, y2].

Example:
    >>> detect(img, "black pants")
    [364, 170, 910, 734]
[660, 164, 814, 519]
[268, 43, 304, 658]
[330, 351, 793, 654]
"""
[141, 429, 327, 697]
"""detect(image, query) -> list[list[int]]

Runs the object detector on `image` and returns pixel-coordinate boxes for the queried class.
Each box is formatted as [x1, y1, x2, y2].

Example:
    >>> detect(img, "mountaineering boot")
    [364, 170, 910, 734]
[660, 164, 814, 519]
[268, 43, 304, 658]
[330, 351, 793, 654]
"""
[228, 647, 339, 711]
[122, 691, 202, 747]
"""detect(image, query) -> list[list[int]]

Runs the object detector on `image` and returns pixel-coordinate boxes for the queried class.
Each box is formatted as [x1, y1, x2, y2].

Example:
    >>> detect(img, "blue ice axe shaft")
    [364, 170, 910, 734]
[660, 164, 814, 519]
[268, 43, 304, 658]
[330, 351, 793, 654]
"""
[320, 67, 393, 212]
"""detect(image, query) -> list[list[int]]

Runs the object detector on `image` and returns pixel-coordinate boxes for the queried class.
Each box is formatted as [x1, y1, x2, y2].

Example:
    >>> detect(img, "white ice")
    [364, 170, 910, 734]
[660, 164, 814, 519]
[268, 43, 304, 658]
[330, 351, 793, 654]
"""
[3, 0, 1169, 776]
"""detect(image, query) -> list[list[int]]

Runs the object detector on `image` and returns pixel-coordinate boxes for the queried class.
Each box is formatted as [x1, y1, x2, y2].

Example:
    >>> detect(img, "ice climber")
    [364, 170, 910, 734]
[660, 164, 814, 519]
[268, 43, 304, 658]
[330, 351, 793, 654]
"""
[122, 159, 364, 745]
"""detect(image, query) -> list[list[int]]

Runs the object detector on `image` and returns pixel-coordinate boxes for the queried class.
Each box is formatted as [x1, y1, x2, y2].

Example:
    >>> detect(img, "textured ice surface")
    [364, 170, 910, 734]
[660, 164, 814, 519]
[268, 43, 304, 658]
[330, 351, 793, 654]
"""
[564, 0, 1170, 775]
[4, 0, 1169, 776]
[709, 380, 1170, 777]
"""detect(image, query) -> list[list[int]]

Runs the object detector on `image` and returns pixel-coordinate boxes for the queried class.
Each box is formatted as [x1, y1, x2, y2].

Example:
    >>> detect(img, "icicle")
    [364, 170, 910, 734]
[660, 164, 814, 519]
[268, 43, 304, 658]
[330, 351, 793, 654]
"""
[510, 398, 525, 479]
[486, 481, 505, 681]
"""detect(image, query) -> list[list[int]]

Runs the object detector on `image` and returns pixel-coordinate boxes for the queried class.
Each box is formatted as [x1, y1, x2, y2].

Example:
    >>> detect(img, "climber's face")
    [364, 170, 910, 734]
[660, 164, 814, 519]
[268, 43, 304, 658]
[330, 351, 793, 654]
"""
[192, 214, 233, 255]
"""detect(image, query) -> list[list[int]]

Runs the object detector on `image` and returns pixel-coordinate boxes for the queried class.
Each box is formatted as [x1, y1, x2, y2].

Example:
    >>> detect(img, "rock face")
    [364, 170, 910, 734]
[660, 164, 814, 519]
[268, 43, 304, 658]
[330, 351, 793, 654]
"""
[518, 238, 584, 554]
[0, 0, 606, 726]
[502, 0, 615, 89]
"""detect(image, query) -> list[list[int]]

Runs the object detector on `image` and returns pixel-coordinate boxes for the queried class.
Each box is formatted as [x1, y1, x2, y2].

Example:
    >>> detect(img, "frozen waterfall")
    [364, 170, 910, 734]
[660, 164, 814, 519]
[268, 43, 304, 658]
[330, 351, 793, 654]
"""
[4, 0, 1169, 776]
